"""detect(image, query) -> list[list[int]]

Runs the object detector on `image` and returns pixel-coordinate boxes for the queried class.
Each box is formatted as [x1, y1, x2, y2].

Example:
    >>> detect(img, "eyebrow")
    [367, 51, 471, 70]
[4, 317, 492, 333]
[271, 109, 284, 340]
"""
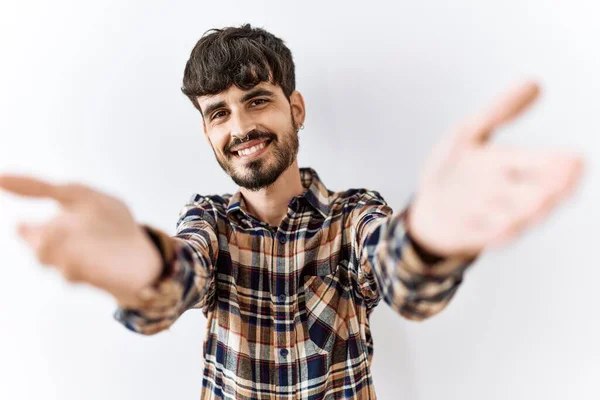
[202, 101, 226, 119]
[202, 88, 276, 119]
[240, 88, 275, 103]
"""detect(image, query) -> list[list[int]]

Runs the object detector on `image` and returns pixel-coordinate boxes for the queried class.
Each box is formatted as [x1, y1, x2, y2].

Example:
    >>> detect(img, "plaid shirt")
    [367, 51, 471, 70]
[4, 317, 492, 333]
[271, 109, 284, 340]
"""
[114, 167, 475, 399]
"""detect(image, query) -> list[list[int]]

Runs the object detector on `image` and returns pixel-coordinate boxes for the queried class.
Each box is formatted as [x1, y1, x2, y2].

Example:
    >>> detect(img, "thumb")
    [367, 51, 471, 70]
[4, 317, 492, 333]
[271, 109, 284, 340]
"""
[461, 80, 541, 145]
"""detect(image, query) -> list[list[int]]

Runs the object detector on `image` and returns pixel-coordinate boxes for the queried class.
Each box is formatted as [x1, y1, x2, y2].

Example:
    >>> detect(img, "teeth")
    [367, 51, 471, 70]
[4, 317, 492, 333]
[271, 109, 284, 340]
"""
[237, 141, 267, 156]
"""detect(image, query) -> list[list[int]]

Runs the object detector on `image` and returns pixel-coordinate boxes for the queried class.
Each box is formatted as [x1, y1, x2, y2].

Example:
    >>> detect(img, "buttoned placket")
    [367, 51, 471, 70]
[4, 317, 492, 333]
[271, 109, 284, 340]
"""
[236, 197, 304, 398]
[268, 223, 289, 398]
[272, 199, 304, 399]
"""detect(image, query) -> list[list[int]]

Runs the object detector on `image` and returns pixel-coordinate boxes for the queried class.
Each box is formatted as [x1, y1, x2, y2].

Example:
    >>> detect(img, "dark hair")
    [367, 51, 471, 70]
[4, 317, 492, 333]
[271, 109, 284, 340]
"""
[181, 24, 296, 114]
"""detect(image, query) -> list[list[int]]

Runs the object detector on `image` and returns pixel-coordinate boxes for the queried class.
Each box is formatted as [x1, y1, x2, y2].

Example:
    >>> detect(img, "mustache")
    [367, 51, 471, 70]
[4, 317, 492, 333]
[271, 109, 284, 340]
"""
[226, 130, 276, 153]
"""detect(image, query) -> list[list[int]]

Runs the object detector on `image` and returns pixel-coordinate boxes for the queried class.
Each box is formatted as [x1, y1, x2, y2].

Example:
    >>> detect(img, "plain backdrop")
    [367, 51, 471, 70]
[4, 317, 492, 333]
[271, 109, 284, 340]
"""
[0, 1, 598, 399]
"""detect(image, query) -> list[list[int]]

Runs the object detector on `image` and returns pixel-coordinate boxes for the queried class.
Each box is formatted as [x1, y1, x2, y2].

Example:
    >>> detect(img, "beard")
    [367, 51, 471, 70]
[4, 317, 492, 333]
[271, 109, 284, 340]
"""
[212, 117, 300, 191]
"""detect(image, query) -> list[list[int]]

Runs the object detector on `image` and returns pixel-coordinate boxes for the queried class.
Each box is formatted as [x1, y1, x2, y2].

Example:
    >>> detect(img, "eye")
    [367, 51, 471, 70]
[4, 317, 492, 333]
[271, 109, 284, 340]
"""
[250, 98, 268, 107]
[211, 110, 228, 120]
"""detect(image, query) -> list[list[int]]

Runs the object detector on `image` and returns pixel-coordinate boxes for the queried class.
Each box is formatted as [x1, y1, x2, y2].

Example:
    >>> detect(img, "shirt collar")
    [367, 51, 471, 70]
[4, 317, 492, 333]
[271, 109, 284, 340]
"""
[226, 167, 330, 224]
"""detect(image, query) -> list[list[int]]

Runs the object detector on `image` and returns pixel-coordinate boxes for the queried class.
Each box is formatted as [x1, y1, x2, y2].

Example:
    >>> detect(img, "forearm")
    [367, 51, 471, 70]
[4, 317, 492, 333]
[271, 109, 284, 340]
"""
[109, 225, 164, 309]
[113, 223, 216, 335]
[363, 209, 477, 321]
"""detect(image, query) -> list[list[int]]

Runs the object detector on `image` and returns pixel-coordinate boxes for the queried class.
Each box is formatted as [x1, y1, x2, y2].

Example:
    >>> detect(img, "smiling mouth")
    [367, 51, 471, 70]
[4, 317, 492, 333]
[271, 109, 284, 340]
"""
[231, 140, 272, 159]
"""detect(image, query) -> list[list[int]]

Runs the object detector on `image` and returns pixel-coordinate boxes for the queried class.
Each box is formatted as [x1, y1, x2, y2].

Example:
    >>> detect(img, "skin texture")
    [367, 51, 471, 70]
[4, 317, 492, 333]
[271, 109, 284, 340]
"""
[0, 80, 585, 302]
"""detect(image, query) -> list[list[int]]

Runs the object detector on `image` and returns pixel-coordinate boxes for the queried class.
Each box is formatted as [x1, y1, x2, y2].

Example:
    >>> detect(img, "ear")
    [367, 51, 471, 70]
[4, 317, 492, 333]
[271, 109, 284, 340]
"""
[289, 90, 306, 128]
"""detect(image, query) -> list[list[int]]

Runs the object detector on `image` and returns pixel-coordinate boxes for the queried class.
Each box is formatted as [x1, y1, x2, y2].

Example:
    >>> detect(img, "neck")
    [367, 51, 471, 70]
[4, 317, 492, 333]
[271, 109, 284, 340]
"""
[239, 160, 305, 228]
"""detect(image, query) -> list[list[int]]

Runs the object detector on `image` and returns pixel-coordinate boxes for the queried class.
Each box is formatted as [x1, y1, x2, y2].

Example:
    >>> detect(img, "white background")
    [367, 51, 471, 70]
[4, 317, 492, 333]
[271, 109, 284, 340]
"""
[0, 1, 598, 399]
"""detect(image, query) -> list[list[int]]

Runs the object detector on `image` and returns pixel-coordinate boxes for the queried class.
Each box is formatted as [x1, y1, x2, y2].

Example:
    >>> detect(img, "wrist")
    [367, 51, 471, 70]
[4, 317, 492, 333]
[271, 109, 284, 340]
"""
[405, 205, 479, 262]
[133, 224, 171, 291]
[112, 229, 163, 309]
[405, 206, 447, 261]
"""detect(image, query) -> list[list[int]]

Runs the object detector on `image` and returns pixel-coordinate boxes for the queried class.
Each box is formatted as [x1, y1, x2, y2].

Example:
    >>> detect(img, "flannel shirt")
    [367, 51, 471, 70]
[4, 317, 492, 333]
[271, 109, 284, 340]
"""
[114, 167, 475, 399]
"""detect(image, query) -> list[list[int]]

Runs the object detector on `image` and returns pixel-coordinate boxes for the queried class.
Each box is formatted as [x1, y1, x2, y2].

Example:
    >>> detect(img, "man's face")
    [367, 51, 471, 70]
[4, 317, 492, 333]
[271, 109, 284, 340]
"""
[197, 82, 305, 191]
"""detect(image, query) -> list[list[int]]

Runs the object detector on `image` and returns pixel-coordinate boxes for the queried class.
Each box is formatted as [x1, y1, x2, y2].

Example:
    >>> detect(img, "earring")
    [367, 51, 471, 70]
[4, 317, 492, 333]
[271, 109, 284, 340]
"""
[299, 124, 304, 131]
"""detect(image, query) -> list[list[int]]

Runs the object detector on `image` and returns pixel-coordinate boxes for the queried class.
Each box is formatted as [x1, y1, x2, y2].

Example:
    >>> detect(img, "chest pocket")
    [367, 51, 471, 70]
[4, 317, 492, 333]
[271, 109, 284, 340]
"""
[301, 262, 353, 355]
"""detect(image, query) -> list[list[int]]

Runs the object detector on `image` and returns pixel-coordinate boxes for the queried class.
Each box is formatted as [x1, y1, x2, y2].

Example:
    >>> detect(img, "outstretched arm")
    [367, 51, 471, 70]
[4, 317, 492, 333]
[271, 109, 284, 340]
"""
[114, 198, 220, 335]
[353, 80, 584, 320]
[352, 191, 475, 321]
[0, 175, 219, 335]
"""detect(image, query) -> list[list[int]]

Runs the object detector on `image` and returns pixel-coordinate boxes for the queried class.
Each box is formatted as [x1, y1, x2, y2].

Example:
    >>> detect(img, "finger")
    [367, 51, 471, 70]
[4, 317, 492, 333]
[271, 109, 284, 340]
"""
[18, 219, 68, 266]
[17, 222, 44, 252]
[487, 181, 544, 237]
[525, 157, 585, 226]
[484, 157, 584, 247]
[53, 239, 85, 283]
[487, 147, 584, 182]
[480, 181, 551, 247]
[0, 174, 60, 198]
[463, 80, 541, 144]
[481, 187, 546, 250]
[0, 175, 87, 206]
[506, 153, 583, 206]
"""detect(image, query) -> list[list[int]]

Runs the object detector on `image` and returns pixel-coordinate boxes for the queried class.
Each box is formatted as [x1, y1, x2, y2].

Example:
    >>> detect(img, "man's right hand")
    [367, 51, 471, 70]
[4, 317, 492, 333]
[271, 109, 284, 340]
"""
[0, 174, 163, 307]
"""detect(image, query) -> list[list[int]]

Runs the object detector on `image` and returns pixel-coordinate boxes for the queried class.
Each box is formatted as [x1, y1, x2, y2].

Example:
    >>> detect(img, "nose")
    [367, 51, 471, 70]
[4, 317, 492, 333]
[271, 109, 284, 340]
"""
[229, 110, 256, 140]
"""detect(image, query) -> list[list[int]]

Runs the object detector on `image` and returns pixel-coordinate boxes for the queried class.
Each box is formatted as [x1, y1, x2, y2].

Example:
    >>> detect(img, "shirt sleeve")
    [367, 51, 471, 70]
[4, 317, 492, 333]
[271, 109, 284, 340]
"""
[351, 190, 478, 321]
[113, 195, 219, 335]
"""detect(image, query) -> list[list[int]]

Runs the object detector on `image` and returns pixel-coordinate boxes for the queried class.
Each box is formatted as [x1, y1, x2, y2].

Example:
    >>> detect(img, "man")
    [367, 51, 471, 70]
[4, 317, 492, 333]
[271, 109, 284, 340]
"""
[0, 24, 583, 399]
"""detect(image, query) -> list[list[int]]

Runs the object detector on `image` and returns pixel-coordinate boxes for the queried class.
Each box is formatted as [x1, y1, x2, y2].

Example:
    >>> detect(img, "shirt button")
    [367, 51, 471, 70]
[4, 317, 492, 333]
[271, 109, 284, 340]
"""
[278, 235, 287, 244]
[277, 294, 286, 303]
[280, 349, 289, 357]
